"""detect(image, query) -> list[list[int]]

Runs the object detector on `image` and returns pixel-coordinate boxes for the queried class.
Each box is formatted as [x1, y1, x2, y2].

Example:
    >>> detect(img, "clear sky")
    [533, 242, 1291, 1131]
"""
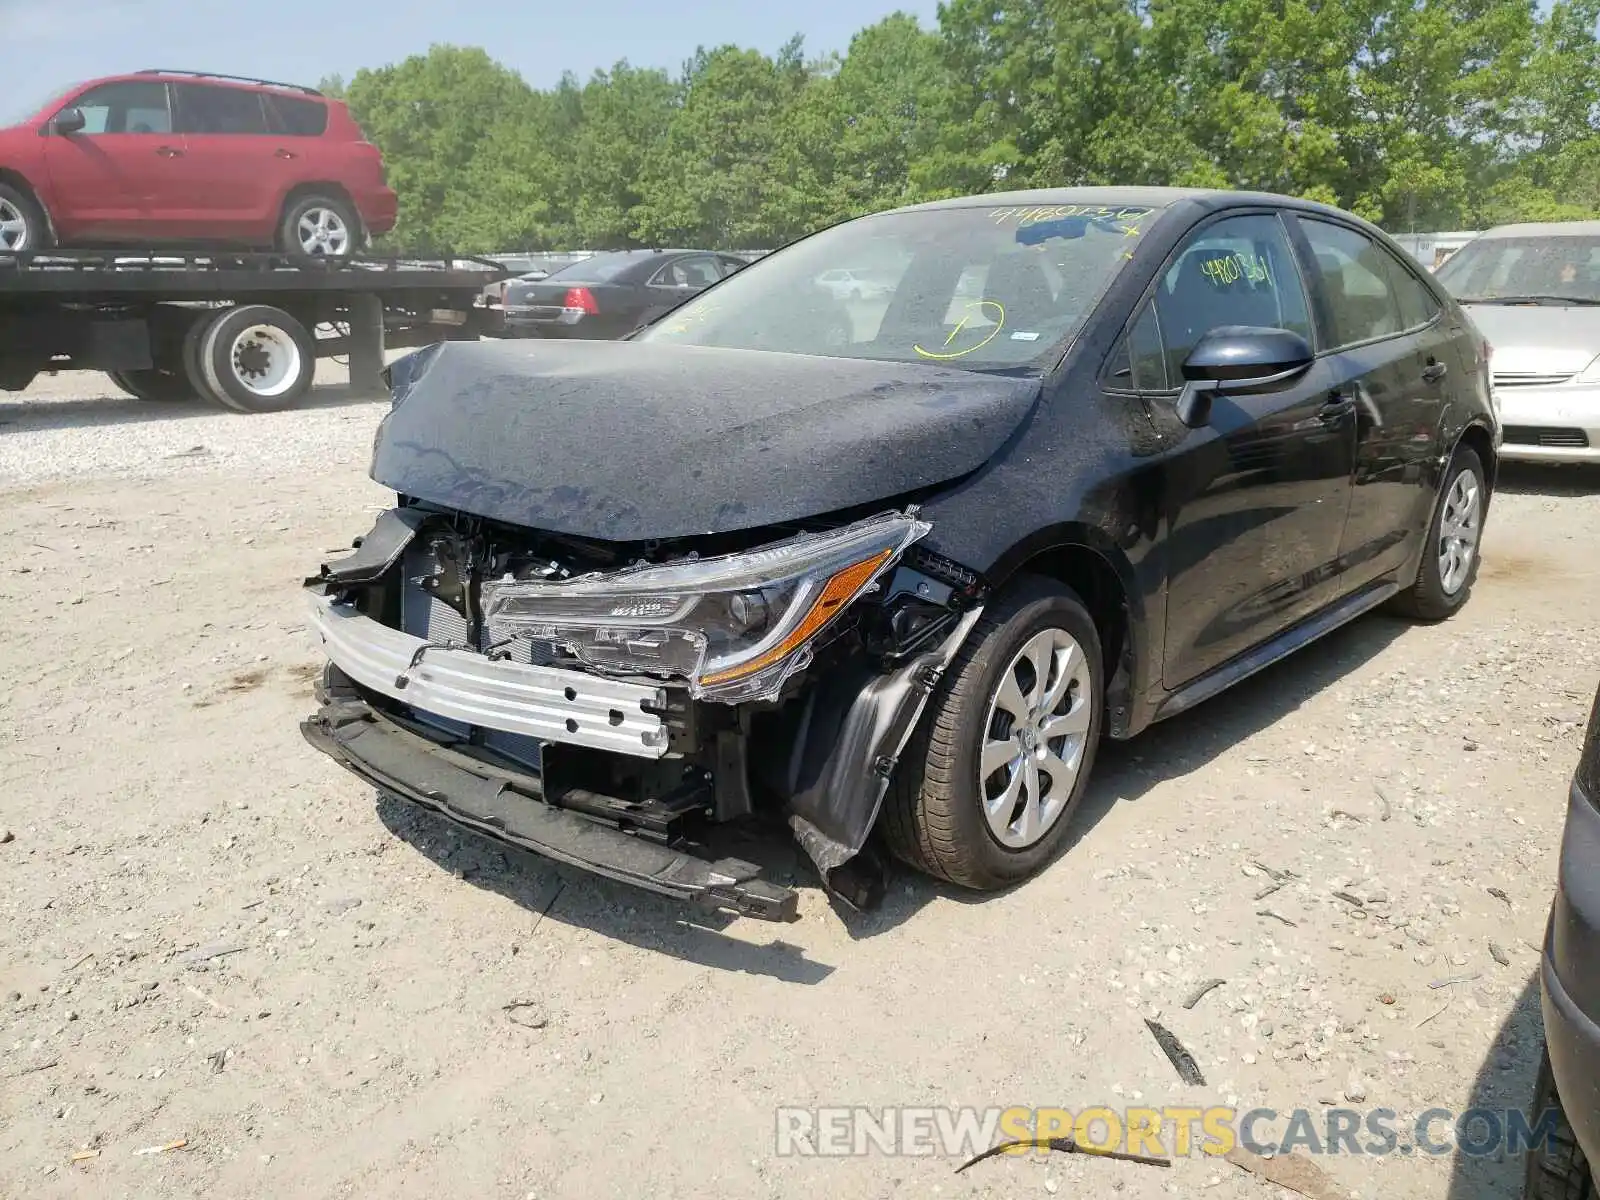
[1, 0, 943, 115]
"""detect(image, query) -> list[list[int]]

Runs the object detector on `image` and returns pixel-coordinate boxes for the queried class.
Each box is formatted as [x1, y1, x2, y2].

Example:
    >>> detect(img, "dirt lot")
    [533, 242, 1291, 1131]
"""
[3, 369, 1599, 1200]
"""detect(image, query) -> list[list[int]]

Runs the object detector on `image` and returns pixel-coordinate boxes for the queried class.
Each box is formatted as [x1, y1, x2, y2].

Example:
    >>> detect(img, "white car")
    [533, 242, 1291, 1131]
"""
[1437, 222, 1600, 463]
[814, 269, 886, 301]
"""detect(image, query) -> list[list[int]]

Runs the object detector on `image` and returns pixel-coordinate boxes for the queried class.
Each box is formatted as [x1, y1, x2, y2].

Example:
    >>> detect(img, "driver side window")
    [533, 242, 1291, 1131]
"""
[1155, 214, 1311, 383]
[65, 81, 173, 135]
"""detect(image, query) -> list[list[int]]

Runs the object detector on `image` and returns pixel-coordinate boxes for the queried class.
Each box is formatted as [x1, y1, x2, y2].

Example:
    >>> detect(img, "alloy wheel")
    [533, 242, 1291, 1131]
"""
[0, 197, 30, 252]
[296, 206, 351, 256]
[1438, 469, 1482, 595]
[979, 626, 1094, 849]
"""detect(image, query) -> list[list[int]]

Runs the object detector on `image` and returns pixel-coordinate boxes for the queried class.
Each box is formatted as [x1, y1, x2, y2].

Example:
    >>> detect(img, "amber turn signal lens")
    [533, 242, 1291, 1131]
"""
[698, 549, 894, 686]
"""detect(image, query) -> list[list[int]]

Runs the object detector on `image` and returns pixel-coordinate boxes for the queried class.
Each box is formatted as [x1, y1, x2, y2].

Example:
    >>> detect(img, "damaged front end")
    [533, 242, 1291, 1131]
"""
[301, 503, 986, 920]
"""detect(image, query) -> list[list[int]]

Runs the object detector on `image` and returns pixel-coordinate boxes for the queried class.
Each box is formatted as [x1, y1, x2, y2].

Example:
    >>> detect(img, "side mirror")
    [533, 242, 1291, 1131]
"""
[1175, 326, 1314, 428]
[50, 108, 86, 136]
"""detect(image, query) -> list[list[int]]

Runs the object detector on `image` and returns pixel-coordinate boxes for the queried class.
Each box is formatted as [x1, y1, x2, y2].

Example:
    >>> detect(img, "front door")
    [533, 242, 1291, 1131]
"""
[41, 80, 185, 242]
[1289, 216, 1461, 586]
[1150, 211, 1358, 689]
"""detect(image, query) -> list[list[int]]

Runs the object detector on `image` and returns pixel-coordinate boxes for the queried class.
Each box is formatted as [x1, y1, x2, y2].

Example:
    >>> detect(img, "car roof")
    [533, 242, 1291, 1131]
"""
[1475, 221, 1600, 239]
[104, 71, 324, 100]
[880, 185, 1365, 223]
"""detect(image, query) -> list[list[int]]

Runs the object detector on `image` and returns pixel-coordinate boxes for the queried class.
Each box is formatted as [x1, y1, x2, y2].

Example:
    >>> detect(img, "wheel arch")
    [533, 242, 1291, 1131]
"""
[985, 524, 1148, 738]
[277, 182, 365, 239]
[0, 167, 56, 240]
[1455, 419, 1498, 496]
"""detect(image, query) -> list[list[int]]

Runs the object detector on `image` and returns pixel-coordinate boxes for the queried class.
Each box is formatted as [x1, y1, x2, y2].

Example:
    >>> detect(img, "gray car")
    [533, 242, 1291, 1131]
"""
[1435, 222, 1600, 464]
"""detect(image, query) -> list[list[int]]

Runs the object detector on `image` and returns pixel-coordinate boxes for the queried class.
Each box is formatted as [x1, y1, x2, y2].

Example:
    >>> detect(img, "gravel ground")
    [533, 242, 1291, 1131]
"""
[3, 370, 1599, 1200]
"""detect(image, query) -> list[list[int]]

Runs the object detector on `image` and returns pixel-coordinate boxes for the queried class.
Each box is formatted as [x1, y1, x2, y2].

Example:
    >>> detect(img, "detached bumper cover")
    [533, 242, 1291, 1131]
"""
[1541, 776, 1600, 1166]
[302, 690, 799, 922]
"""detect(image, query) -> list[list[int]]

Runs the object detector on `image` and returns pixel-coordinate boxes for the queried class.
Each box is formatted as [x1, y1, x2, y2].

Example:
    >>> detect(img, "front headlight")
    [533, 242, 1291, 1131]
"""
[480, 512, 931, 703]
[1576, 352, 1600, 385]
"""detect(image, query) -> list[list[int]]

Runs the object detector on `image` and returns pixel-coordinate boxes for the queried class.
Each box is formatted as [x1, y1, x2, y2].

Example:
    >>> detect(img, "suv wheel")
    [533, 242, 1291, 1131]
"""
[277, 193, 359, 258]
[1389, 444, 1486, 620]
[1525, 1051, 1594, 1199]
[881, 575, 1103, 890]
[0, 183, 51, 253]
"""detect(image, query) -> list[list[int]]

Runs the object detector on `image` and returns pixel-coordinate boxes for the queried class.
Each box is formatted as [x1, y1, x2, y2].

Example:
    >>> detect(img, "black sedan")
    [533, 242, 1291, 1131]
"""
[501, 249, 750, 340]
[303, 186, 1499, 919]
[1529, 686, 1600, 1198]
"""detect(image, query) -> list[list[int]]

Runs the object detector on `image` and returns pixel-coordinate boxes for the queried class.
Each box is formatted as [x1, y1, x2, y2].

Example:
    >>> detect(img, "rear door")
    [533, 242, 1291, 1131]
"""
[1288, 216, 1460, 587]
[1146, 211, 1360, 688]
[170, 83, 284, 241]
[41, 80, 183, 241]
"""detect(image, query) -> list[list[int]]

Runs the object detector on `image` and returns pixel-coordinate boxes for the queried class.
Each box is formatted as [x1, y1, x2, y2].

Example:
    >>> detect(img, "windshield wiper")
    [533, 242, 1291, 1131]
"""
[1457, 294, 1600, 306]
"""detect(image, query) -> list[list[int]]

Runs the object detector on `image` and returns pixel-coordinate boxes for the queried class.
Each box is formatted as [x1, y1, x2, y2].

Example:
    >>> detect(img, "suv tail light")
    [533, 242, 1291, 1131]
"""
[564, 287, 599, 315]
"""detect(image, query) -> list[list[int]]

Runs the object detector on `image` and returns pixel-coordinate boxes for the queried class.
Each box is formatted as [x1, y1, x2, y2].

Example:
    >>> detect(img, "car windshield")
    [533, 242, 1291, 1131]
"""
[544, 254, 643, 283]
[637, 202, 1157, 369]
[1437, 234, 1600, 304]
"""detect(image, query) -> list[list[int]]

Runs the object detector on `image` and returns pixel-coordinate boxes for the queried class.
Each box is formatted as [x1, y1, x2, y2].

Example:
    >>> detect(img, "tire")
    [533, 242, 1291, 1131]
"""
[197, 305, 316, 413]
[0, 181, 52, 253]
[1525, 1051, 1594, 1200]
[1388, 444, 1486, 620]
[108, 367, 199, 403]
[181, 312, 223, 406]
[275, 192, 360, 258]
[881, 575, 1104, 890]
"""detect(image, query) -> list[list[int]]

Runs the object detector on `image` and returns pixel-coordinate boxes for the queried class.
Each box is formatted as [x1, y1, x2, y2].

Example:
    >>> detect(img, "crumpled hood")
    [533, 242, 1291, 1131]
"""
[372, 339, 1041, 541]
[1464, 304, 1600, 376]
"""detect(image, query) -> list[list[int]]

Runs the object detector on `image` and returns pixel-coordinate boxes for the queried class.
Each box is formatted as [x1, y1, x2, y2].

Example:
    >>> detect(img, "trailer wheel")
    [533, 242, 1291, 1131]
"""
[109, 368, 199, 403]
[198, 305, 317, 413]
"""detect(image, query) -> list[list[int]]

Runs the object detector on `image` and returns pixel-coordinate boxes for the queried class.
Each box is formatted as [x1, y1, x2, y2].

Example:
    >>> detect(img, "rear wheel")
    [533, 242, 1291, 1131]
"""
[196, 305, 317, 413]
[0, 182, 51, 253]
[276, 193, 359, 258]
[108, 368, 198, 403]
[1389, 445, 1486, 620]
[881, 576, 1103, 890]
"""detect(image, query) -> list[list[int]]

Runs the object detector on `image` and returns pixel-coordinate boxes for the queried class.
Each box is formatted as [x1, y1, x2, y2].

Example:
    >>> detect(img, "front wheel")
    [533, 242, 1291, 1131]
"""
[1388, 444, 1486, 620]
[0, 182, 51, 253]
[1524, 1051, 1594, 1199]
[881, 576, 1104, 890]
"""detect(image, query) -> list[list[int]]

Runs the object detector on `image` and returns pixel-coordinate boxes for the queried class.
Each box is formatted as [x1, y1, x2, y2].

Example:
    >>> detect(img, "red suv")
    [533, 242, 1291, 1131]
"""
[0, 70, 397, 257]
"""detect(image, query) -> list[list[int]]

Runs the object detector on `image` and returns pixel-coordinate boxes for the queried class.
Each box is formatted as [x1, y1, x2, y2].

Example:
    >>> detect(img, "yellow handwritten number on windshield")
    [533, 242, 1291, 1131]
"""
[915, 300, 1006, 360]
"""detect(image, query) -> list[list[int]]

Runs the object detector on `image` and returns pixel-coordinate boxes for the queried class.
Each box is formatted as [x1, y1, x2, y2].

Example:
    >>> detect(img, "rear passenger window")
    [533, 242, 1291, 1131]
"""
[1381, 250, 1442, 330]
[1297, 219, 1404, 348]
[175, 84, 268, 135]
[1155, 214, 1312, 382]
[266, 94, 329, 137]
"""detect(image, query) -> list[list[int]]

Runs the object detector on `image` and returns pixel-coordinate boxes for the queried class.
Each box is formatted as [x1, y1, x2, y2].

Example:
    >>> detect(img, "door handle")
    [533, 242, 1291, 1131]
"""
[275, 148, 297, 160]
[1421, 359, 1448, 383]
[155, 145, 183, 157]
[1319, 389, 1356, 421]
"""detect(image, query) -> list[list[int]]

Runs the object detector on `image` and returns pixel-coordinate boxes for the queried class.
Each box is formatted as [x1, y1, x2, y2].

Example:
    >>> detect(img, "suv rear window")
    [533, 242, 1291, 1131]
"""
[265, 94, 328, 137]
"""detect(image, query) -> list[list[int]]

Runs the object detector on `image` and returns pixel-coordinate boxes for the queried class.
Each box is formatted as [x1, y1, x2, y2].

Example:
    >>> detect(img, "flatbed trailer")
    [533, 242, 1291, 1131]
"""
[0, 249, 509, 412]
